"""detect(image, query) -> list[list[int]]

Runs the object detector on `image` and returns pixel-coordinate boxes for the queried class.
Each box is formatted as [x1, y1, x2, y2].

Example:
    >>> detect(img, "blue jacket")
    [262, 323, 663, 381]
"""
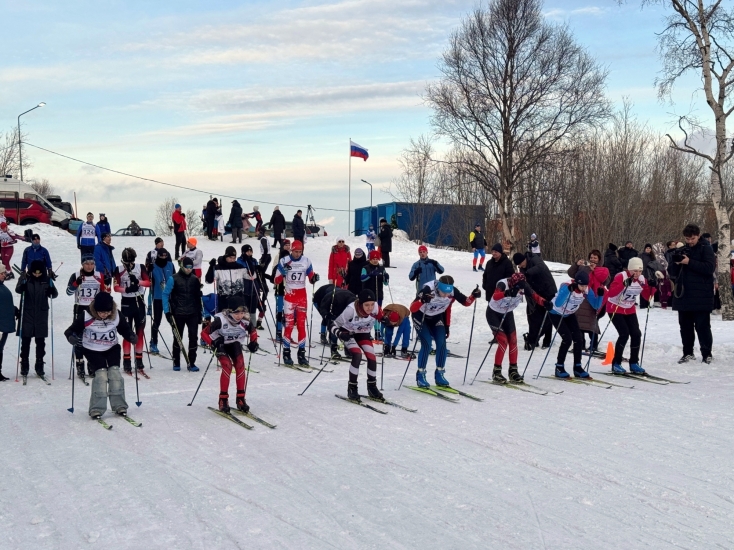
[97, 220, 111, 236]
[151, 261, 175, 300]
[21, 245, 52, 272]
[409, 258, 444, 290]
[550, 283, 603, 317]
[76, 222, 101, 248]
[0, 279, 15, 333]
[93, 242, 116, 279]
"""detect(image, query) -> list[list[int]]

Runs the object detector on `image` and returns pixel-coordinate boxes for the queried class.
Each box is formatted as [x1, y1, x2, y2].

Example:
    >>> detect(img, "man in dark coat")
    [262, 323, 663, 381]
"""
[604, 243, 623, 278]
[16, 260, 58, 378]
[514, 251, 557, 349]
[292, 209, 305, 245]
[205, 198, 219, 240]
[269, 206, 286, 249]
[163, 256, 203, 371]
[617, 241, 639, 269]
[229, 200, 244, 244]
[667, 224, 716, 364]
[378, 218, 393, 267]
[482, 244, 514, 300]
[0, 264, 17, 381]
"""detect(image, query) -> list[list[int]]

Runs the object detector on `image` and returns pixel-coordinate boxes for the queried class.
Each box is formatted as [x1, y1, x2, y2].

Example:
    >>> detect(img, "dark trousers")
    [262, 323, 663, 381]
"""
[273, 232, 284, 249]
[20, 336, 46, 375]
[151, 299, 163, 344]
[206, 216, 215, 239]
[174, 232, 186, 259]
[678, 310, 713, 359]
[172, 313, 199, 367]
[550, 314, 583, 366]
[527, 306, 552, 347]
[382, 250, 391, 267]
[0, 332, 8, 375]
[611, 314, 641, 364]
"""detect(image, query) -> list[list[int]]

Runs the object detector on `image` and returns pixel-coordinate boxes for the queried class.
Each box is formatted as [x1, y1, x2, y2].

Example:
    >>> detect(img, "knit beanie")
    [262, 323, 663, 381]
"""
[627, 257, 643, 271]
[358, 289, 376, 303]
[512, 252, 526, 265]
[491, 243, 503, 254]
[574, 270, 590, 286]
[94, 291, 114, 312]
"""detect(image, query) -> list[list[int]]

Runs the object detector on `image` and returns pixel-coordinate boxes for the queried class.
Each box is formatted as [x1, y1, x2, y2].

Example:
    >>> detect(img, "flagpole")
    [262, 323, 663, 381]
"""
[348, 138, 351, 236]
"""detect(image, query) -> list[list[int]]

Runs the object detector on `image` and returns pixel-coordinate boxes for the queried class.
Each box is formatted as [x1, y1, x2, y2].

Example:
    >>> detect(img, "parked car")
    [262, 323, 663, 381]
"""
[0, 197, 53, 225]
[0, 176, 71, 229]
[260, 222, 327, 238]
[112, 228, 156, 237]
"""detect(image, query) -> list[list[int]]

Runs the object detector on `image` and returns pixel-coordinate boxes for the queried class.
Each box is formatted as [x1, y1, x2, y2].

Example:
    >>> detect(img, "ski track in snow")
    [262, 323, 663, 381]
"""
[1, 225, 733, 549]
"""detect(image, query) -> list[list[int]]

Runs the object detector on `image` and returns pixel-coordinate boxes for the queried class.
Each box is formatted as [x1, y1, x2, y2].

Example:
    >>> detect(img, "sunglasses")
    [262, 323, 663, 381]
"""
[182, 265, 193, 270]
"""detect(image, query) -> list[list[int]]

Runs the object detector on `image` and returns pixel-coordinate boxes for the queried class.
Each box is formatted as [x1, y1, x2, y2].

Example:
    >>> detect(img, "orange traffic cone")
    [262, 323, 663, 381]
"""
[601, 341, 614, 365]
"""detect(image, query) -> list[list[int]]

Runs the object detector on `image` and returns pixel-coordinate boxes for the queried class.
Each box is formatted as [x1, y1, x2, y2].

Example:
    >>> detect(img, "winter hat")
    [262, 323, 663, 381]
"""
[187, 237, 197, 246]
[512, 252, 526, 265]
[157, 247, 170, 258]
[81, 253, 95, 263]
[385, 310, 400, 325]
[228, 295, 246, 312]
[608, 242, 618, 252]
[574, 270, 590, 286]
[291, 240, 303, 251]
[530, 233, 537, 240]
[418, 245, 428, 254]
[282, 238, 291, 246]
[627, 257, 643, 271]
[354, 248, 364, 257]
[509, 272, 526, 288]
[31, 233, 40, 241]
[181, 256, 194, 268]
[491, 243, 503, 254]
[253, 205, 259, 212]
[358, 289, 376, 303]
[369, 250, 381, 260]
[225, 246, 237, 257]
[644, 243, 653, 251]
[94, 291, 114, 312]
[336, 236, 345, 245]
[155, 237, 163, 245]
[475, 223, 481, 228]
[242, 244, 253, 255]
[274, 206, 279, 211]
[175, 204, 181, 209]
[30, 260, 45, 274]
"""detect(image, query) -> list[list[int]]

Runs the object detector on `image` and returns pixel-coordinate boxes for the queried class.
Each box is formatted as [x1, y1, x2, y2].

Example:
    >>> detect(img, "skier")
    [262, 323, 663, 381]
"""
[76, 212, 101, 261]
[469, 223, 487, 272]
[274, 239, 320, 366]
[163, 256, 202, 372]
[0, 221, 27, 279]
[149, 247, 175, 354]
[201, 295, 259, 413]
[64, 291, 138, 420]
[16, 260, 58, 381]
[255, 228, 272, 329]
[408, 245, 444, 290]
[360, 250, 389, 341]
[171, 204, 187, 259]
[566, 250, 610, 354]
[145, 238, 164, 274]
[382, 303, 412, 358]
[547, 270, 604, 379]
[605, 256, 657, 375]
[365, 224, 376, 252]
[410, 275, 480, 387]
[182, 237, 203, 279]
[113, 248, 150, 375]
[246, 205, 263, 234]
[328, 237, 351, 288]
[236, 244, 261, 315]
[315, 283, 343, 356]
[271, 239, 291, 342]
[0, 264, 16, 381]
[528, 233, 541, 255]
[66, 254, 107, 379]
[329, 288, 385, 401]
[20, 233, 53, 275]
[205, 246, 248, 313]
[93, 232, 116, 284]
[97, 213, 111, 237]
[345, 248, 367, 295]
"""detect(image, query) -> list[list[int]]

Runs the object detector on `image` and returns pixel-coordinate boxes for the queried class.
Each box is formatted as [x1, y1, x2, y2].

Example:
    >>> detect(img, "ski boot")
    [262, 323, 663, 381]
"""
[629, 363, 645, 374]
[492, 365, 507, 383]
[382, 344, 393, 357]
[367, 380, 383, 400]
[236, 391, 249, 413]
[173, 363, 181, 371]
[330, 344, 342, 360]
[149, 341, 160, 354]
[282, 348, 294, 365]
[434, 367, 450, 387]
[678, 354, 695, 364]
[256, 319, 264, 331]
[297, 348, 310, 367]
[416, 367, 430, 388]
[275, 330, 282, 344]
[573, 363, 590, 379]
[611, 363, 626, 374]
[76, 360, 87, 382]
[400, 347, 416, 359]
[478, 264, 484, 271]
[187, 364, 200, 372]
[320, 332, 328, 346]
[347, 381, 360, 402]
[123, 357, 133, 375]
[473, 266, 477, 272]
[554, 363, 570, 379]
[218, 392, 230, 413]
[523, 333, 532, 351]
[134, 357, 146, 374]
[508, 364, 523, 383]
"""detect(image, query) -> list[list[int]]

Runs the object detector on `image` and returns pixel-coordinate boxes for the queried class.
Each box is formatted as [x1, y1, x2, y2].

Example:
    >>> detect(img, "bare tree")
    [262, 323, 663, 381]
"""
[154, 197, 177, 237]
[27, 178, 55, 197]
[0, 128, 31, 178]
[186, 208, 203, 236]
[622, 0, 734, 318]
[426, 0, 610, 251]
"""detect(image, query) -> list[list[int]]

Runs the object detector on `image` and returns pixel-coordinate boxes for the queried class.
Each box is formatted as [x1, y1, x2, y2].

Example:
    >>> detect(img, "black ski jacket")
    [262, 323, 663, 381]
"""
[617, 246, 639, 269]
[229, 201, 243, 229]
[292, 215, 305, 240]
[604, 247, 623, 278]
[519, 252, 557, 300]
[168, 268, 203, 317]
[667, 240, 716, 312]
[270, 210, 286, 235]
[481, 254, 514, 300]
[16, 273, 58, 338]
[378, 224, 393, 253]
[317, 285, 356, 322]
[345, 255, 368, 294]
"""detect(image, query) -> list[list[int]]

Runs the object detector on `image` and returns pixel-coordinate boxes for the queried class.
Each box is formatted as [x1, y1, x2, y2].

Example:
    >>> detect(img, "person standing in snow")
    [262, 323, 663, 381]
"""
[145, 238, 164, 274]
[163, 256, 202, 372]
[378, 218, 393, 267]
[246, 205, 263, 235]
[292, 209, 305, 246]
[469, 223, 487, 272]
[365, 224, 376, 253]
[0, 221, 27, 279]
[201, 295, 259, 413]
[381, 303, 413, 359]
[328, 237, 351, 288]
[20, 233, 52, 275]
[149, 247, 175, 354]
[513, 251, 556, 351]
[269, 206, 286, 249]
[205, 246, 248, 313]
[482, 244, 514, 301]
[360, 250, 389, 341]
[237, 244, 262, 317]
[76, 212, 101, 261]
[604, 243, 623, 279]
[113, 248, 150, 376]
[617, 241, 639, 269]
[182, 237, 203, 279]
[97, 214, 111, 237]
[0, 264, 16, 381]
[65, 291, 137, 420]
[409, 245, 444, 291]
[528, 233, 541, 255]
[228, 200, 244, 244]
[93, 233, 116, 285]
[271, 239, 291, 342]
[171, 204, 187, 259]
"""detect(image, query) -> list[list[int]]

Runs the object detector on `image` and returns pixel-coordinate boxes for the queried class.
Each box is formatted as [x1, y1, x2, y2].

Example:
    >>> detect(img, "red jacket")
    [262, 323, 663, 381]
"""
[605, 270, 655, 315]
[172, 210, 187, 233]
[328, 245, 352, 287]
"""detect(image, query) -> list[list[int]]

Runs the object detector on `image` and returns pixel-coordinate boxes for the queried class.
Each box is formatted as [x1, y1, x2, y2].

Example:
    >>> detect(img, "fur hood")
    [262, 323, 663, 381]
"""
[331, 244, 350, 254]
[89, 300, 118, 321]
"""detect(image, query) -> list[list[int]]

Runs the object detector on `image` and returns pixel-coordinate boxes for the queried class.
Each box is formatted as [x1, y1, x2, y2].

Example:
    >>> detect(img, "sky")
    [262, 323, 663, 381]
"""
[0, 0, 706, 234]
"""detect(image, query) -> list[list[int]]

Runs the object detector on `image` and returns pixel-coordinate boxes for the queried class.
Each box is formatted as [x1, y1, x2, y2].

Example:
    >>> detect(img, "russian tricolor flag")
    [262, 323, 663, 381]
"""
[350, 140, 369, 161]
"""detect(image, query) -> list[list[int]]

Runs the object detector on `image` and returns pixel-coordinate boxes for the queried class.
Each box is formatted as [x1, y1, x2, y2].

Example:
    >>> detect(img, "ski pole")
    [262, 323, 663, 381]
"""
[534, 291, 573, 380]
[584, 303, 620, 372]
[50, 286, 55, 380]
[638, 302, 652, 370]
[187, 352, 217, 406]
[133, 337, 142, 407]
[170, 317, 191, 367]
[307, 282, 316, 363]
[462, 294, 479, 385]
[244, 348, 253, 396]
[470, 310, 507, 385]
[397, 328, 422, 390]
[15, 290, 25, 382]
[520, 309, 549, 378]
[299, 337, 337, 396]
[67, 349, 76, 413]
[380, 347, 385, 390]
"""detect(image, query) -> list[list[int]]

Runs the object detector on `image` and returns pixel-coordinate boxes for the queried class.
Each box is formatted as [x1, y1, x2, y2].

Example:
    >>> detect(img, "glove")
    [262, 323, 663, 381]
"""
[14, 306, 20, 319]
[129, 273, 139, 285]
[67, 333, 81, 346]
[505, 287, 519, 298]
[370, 269, 380, 277]
[312, 273, 320, 283]
[655, 271, 664, 280]
[413, 267, 422, 277]
[420, 291, 433, 304]
[597, 287, 605, 297]
[75, 275, 83, 286]
[165, 312, 174, 324]
[445, 326, 450, 339]
[544, 299, 554, 311]
[18, 274, 27, 285]
[48, 269, 57, 281]
[672, 253, 684, 263]
[623, 277, 633, 288]
[212, 336, 225, 354]
[336, 328, 351, 342]
[384, 273, 390, 284]
[247, 340, 259, 353]
[126, 282, 140, 294]
[209, 258, 217, 267]
[429, 259, 438, 267]
[128, 334, 138, 346]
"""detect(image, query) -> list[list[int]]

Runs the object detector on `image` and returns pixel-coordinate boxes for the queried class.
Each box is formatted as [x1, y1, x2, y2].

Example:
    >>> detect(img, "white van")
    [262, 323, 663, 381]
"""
[0, 176, 71, 229]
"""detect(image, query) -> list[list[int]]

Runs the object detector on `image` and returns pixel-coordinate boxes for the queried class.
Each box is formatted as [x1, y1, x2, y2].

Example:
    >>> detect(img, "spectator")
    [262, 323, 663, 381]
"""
[21, 233, 53, 275]
[528, 233, 541, 255]
[172, 204, 187, 258]
[482, 243, 514, 301]
[328, 237, 352, 288]
[640, 243, 663, 309]
[365, 224, 376, 252]
[378, 218, 393, 268]
[205, 198, 218, 240]
[664, 240, 679, 267]
[97, 214, 111, 236]
[409, 245, 444, 290]
[269, 206, 286, 248]
[604, 243, 623, 278]
[667, 223, 716, 364]
[345, 248, 367, 294]
[229, 200, 244, 244]
[127, 220, 142, 236]
[292, 209, 305, 245]
[513, 250, 556, 350]
[93, 232, 117, 283]
[16, 261, 58, 379]
[469, 223, 487, 272]
[617, 241, 639, 269]
[0, 263, 14, 381]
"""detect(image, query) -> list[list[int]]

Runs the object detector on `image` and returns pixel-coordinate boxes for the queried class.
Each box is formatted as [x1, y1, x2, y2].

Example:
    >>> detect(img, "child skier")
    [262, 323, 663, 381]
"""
[382, 303, 412, 358]
[182, 237, 203, 279]
[113, 248, 150, 375]
[360, 250, 389, 341]
[246, 206, 263, 234]
[271, 239, 290, 342]
[365, 225, 376, 252]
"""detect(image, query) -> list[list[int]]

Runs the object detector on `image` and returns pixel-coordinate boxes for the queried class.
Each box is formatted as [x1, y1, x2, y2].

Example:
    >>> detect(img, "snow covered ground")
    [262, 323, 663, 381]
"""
[1, 225, 733, 549]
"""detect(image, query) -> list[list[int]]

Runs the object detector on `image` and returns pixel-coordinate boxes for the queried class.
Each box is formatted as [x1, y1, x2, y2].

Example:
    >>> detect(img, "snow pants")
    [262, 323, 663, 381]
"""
[611, 313, 641, 365]
[85, 345, 127, 416]
[486, 308, 518, 366]
[120, 297, 146, 367]
[150, 299, 163, 345]
[343, 333, 377, 384]
[417, 320, 446, 370]
[385, 317, 411, 349]
[218, 343, 246, 395]
[172, 313, 199, 367]
[283, 292, 307, 349]
[550, 313, 584, 366]
[0, 246, 13, 273]
[678, 310, 713, 360]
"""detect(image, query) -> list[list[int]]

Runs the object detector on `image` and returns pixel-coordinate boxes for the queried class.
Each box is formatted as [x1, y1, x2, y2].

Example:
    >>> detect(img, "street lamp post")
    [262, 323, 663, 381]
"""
[360, 179, 373, 232]
[17, 102, 46, 182]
